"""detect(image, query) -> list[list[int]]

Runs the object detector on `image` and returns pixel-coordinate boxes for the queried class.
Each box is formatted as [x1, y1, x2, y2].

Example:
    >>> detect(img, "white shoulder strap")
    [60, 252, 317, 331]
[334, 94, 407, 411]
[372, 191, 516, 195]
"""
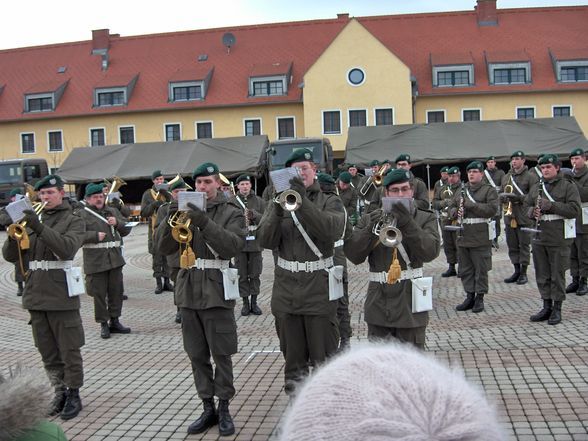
[291, 211, 323, 259]
[484, 170, 497, 188]
[542, 182, 555, 202]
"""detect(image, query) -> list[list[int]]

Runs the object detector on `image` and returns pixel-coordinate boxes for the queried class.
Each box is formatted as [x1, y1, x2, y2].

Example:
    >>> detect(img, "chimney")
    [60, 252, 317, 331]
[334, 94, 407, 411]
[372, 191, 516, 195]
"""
[92, 29, 110, 54]
[337, 13, 349, 20]
[476, 0, 498, 26]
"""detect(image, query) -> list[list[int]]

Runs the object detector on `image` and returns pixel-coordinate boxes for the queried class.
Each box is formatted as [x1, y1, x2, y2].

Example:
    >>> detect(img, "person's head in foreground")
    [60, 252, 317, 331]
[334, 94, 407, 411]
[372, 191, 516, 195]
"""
[278, 343, 506, 441]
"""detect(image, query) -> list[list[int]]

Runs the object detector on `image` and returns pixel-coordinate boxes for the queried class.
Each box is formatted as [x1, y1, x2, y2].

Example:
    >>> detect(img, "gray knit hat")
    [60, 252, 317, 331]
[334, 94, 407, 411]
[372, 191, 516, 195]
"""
[278, 343, 506, 441]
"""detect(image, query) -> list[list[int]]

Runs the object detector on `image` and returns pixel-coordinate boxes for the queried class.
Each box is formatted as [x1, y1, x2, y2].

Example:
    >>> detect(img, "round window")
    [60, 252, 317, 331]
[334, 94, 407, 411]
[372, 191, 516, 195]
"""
[348, 68, 365, 86]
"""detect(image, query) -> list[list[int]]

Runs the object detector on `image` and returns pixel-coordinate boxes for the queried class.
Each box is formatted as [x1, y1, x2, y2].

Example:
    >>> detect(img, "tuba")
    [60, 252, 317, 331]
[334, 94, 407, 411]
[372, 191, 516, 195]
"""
[105, 176, 127, 205]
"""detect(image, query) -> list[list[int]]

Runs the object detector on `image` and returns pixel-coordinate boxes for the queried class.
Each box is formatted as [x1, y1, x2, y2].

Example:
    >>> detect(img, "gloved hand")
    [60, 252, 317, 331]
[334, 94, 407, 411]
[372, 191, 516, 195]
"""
[186, 202, 209, 228]
[389, 201, 413, 228]
[152, 200, 164, 210]
[463, 197, 476, 210]
[539, 198, 552, 212]
[367, 208, 383, 227]
[168, 200, 178, 213]
[22, 209, 44, 234]
[288, 177, 307, 199]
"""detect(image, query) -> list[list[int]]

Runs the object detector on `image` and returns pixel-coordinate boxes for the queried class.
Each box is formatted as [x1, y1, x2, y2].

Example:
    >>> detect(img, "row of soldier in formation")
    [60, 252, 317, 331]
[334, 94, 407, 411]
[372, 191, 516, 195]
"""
[1, 146, 584, 436]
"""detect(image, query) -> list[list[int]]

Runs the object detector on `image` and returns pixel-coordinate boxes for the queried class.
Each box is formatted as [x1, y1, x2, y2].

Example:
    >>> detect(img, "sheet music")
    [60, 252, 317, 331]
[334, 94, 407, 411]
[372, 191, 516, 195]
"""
[155, 183, 170, 192]
[5, 197, 33, 223]
[178, 191, 207, 211]
[270, 167, 300, 194]
[107, 191, 121, 201]
[124, 221, 140, 227]
[381, 197, 414, 214]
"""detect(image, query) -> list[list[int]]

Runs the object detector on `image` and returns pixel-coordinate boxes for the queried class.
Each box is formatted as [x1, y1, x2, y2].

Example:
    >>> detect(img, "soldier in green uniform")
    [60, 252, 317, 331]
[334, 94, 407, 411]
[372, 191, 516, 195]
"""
[357, 160, 383, 213]
[483, 156, 505, 248]
[565, 148, 588, 296]
[347, 164, 364, 189]
[156, 163, 245, 436]
[258, 148, 346, 394]
[433, 166, 461, 277]
[501, 151, 539, 285]
[449, 161, 499, 313]
[526, 154, 580, 325]
[432, 166, 449, 201]
[2, 175, 85, 420]
[0, 187, 27, 296]
[395, 154, 430, 210]
[345, 168, 440, 348]
[337, 171, 358, 224]
[232, 174, 267, 316]
[80, 183, 132, 339]
[140, 170, 173, 294]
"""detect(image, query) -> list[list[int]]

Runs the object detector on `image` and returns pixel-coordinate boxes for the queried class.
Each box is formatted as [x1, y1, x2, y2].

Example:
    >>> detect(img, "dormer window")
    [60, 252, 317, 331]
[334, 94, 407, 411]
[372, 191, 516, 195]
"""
[249, 62, 292, 97]
[168, 67, 212, 102]
[431, 53, 474, 88]
[492, 66, 528, 84]
[549, 49, 588, 83]
[26, 94, 54, 112]
[93, 74, 138, 108]
[24, 80, 68, 113]
[170, 82, 203, 102]
[252, 79, 284, 96]
[96, 88, 126, 106]
[486, 51, 531, 85]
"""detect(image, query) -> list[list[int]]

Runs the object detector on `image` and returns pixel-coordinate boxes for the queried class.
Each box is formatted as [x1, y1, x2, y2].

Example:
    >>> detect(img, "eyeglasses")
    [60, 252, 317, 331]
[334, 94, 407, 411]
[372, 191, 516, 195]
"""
[296, 166, 313, 173]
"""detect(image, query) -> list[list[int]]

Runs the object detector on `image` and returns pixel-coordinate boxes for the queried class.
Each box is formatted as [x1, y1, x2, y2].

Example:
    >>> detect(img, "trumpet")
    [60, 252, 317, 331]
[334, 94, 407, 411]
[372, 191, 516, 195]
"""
[373, 212, 403, 284]
[277, 189, 302, 212]
[8, 201, 47, 250]
[359, 164, 390, 196]
[168, 210, 196, 269]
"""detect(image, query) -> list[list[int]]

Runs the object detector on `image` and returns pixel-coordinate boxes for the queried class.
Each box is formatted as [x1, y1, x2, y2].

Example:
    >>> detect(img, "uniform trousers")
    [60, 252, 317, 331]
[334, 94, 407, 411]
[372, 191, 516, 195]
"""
[570, 233, 588, 278]
[86, 267, 123, 323]
[181, 307, 237, 400]
[458, 245, 492, 294]
[14, 262, 25, 283]
[152, 252, 169, 279]
[367, 324, 426, 350]
[532, 243, 570, 302]
[236, 251, 262, 298]
[441, 226, 458, 265]
[29, 309, 85, 389]
[336, 281, 352, 341]
[274, 312, 339, 387]
[505, 223, 532, 265]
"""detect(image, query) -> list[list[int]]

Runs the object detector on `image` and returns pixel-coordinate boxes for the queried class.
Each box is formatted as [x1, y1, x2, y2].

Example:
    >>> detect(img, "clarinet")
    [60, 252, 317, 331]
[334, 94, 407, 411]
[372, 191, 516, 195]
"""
[522, 177, 544, 240]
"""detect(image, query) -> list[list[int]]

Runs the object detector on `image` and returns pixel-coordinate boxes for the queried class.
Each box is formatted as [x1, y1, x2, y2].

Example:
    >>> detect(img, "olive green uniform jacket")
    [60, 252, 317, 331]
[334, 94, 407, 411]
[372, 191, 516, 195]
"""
[338, 186, 358, 216]
[570, 165, 588, 235]
[154, 202, 181, 279]
[501, 166, 538, 228]
[231, 192, 266, 253]
[140, 186, 171, 254]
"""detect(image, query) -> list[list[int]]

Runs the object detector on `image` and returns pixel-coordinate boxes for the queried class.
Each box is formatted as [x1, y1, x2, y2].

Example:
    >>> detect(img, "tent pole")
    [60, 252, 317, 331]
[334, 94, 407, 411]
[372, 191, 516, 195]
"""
[426, 163, 431, 209]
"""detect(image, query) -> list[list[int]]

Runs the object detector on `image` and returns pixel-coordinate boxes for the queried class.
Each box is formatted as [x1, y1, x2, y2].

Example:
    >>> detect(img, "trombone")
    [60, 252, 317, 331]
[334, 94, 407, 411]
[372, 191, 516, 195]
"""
[359, 163, 390, 197]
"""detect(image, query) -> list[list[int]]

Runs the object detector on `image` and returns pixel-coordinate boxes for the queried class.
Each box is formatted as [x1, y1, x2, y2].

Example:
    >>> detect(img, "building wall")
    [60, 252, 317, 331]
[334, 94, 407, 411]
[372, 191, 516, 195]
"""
[303, 19, 414, 155]
[0, 103, 303, 167]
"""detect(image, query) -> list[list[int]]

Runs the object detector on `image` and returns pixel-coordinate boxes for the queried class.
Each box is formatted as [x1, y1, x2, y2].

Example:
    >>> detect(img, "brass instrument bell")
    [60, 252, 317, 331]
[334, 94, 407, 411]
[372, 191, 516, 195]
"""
[7, 201, 47, 250]
[277, 189, 302, 212]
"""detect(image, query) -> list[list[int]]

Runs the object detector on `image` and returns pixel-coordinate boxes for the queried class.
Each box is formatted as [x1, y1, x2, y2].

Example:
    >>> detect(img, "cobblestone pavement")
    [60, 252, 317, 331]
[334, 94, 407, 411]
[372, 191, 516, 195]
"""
[1, 225, 587, 441]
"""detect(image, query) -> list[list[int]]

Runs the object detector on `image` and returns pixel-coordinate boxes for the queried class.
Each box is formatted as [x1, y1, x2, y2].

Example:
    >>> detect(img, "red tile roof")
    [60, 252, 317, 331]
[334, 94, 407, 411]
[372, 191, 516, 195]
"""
[0, 5, 587, 121]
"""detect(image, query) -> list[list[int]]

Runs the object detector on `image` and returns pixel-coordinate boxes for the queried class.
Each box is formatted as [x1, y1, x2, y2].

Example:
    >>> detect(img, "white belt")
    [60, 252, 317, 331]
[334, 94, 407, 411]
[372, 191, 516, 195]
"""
[277, 256, 334, 273]
[29, 260, 73, 271]
[190, 258, 230, 270]
[369, 268, 423, 284]
[334, 239, 344, 248]
[540, 214, 565, 221]
[84, 240, 121, 249]
[247, 225, 258, 232]
[582, 202, 588, 208]
[462, 218, 490, 225]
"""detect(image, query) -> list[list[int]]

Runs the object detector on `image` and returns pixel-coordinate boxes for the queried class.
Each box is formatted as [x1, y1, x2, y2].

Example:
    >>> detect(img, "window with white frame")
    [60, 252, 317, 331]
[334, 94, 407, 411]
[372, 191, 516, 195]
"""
[433, 65, 474, 87]
[119, 126, 135, 144]
[170, 82, 203, 102]
[553, 106, 571, 117]
[48, 131, 63, 152]
[557, 61, 588, 82]
[165, 123, 181, 141]
[516, 107, 535, 119]
[250, 75, 288, 97]
[25, 93, 53, 112]
[375, 108, 394, 126]
[462, 109, 481, 121]
[277, 117, 295, 139]
[196, 122, 213, 139]
[95, 88, 126, 107]
[489, 62, 530, 85]
[348, 110, 367, 127]
[427, 110, 445, 123]
[323, 111, 341, 134]
[90, 128, 105, 147]
[21, 133, 35, 154]
[244, 119, 261, 136]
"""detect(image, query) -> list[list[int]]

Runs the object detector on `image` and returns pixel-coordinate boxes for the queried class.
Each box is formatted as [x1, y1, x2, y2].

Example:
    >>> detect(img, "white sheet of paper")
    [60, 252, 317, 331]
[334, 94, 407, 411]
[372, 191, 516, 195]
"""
[178, 191, 207, 211]
[5, 198, 33, 223]
[270, 167, 300, 194]
[124, 221, 140, 227]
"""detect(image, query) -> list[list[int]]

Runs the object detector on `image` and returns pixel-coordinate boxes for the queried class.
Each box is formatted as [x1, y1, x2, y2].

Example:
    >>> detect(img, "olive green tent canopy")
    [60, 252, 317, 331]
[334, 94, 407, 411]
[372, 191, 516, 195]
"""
[345, 117, 588, 166]
[58, 136, 269, 184]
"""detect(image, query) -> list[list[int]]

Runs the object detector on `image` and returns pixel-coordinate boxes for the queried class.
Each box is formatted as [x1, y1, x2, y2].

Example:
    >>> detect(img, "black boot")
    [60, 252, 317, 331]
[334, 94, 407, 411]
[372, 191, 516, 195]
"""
[218, 399, 235, 436]
[187, 398, 218, 434]
[530, 299, 553, 322]
[566, 276, 580, 293]
[60, 388, 82, 420]
[472, 293, 485, 313]
[175, 309, 182, 324]
[109, 318, 131, 334]
[250, 295, 262, 315]
[16, 282, 23, 296]
[504, 264, 520, 283]
[516, 265, 528, 285]
[548, 301, 562, 325]
[455, 292, 475, 311]
[241, 297, 250, 316]
[154, 277, 163, 294]
[100, 322, 110, 339]
[338, 337, 350, 352]
[163, 277, 174, 291]
[48, 386, 66, 416]
[577, 277, 588, 296]
[441, 264, 457, 278]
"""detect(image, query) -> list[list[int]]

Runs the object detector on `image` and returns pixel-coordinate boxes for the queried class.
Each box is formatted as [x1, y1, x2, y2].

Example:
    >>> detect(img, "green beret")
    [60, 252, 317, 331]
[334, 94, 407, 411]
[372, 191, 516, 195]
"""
[317, 172, 335, 185]
[34, 174, 64, 191]
[285, 148, 314, 167]
[569, 148, 585, 158]
[381, 159, 392, 165]
[369, 160, 380, 167]
[85, 182, 104, 197]
[466, 161, 484, 172]
[511, 150, 525, 159]
[236, 174, 251, 184]
[395, 154, 411, 164]
[486, 156, 496, 161]
[338, 171, 352, 184]
[192, 162, 219, 179]
[151, 170, 163, 180]
[383, 168, 411, 187]
[538, 153, 560, 166]
[169, 177, 188, 191]
[347, 163, 356, 169]
[447, 166, 460, 175]
[440, 166, 449, 173]
[9, 187, 23, 197]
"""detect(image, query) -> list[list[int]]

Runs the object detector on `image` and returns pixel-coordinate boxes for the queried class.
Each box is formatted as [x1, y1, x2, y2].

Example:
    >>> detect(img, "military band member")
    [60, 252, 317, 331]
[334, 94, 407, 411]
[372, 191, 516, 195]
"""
[347, 164, 364, 189]
[2, 175, 85, 420]
[395, 154, 430, 210]
[156, 163, 245, 436]
[337, 171, 358, 223]
[432, 166, 449, 201]
[258, 148, 346, 394]
[80, 183, 132, 339]
[433, 166, 461, 277]
[450, 161, 499, 313]
[526, 154, 580, 325]
[0, 187, 27, 296]
[501, 151, 539, 285]
[483, 156, 506, 247]
[565, 148, 588, 296]
[345, 169, 440, 348]
[357, 160, 382, 210]
[232, 174, 267, 316]
[140, 170, 173, 294]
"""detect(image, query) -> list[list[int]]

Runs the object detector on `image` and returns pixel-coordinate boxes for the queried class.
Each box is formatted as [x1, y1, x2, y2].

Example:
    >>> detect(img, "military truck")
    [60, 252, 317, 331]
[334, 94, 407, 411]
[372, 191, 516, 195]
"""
[0, 158, 49, 206]
[267, 137, 334, 174]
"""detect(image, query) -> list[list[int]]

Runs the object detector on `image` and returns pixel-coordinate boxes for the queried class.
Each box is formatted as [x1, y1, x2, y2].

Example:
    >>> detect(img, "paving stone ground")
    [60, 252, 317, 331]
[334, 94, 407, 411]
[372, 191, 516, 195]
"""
[1, 224, 587, 441]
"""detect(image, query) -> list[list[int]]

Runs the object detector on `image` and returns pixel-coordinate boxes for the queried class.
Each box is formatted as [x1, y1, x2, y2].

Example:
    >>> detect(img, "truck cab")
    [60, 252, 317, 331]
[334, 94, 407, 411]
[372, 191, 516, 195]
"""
[0, 159, 49, 206]
[267, 138, 333, 174]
